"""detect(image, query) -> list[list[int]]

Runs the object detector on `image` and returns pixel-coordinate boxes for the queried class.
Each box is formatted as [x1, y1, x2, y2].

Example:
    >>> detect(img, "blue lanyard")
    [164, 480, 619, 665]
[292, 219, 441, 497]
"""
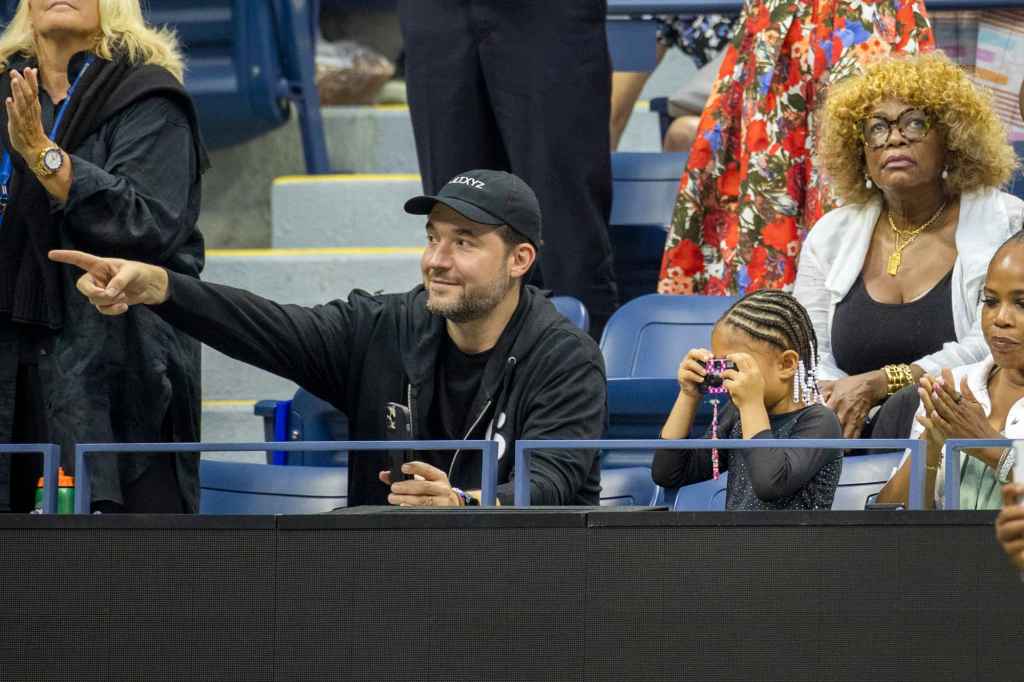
[0, 54, 96, 215]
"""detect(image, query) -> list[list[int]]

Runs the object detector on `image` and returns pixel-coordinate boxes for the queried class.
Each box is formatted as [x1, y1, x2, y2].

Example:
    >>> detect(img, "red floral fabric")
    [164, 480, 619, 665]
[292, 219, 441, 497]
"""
[658, 0, 935, 295]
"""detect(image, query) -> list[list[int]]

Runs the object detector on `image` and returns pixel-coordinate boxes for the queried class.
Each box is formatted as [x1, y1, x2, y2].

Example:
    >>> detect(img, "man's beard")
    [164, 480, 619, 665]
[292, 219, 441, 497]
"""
[425, 269, 513, 323]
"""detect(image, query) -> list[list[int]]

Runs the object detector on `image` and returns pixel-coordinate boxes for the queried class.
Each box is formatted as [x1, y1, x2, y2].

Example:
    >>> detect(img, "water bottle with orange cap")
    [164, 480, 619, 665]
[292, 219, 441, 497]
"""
[33, 467, 75, 514]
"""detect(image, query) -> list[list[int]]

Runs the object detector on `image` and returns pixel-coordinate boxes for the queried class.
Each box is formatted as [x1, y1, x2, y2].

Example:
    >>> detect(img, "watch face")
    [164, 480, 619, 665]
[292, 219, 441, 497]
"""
[43, 148, 62, 171]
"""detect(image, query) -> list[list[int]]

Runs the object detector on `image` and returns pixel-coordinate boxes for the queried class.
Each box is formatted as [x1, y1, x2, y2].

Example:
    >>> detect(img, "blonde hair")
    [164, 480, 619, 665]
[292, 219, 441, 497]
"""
[818, 52, 1018, 205]
[0, 0, 184, 82]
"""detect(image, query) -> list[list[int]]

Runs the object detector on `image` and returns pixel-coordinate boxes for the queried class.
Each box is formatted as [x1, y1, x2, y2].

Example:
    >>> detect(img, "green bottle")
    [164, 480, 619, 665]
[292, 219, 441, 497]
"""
[34, 467, 75, 514]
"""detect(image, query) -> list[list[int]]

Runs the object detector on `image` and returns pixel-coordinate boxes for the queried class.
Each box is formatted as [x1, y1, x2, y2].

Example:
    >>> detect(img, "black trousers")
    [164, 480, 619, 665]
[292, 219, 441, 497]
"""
[5, 361, 184, 514]
[7, 362, 47, 513]
[398, 0, 619, 335]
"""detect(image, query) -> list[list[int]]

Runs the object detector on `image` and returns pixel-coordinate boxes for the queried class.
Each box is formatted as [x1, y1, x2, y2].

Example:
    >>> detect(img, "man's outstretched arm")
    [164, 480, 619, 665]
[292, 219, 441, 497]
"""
[49, 249, 356, 406]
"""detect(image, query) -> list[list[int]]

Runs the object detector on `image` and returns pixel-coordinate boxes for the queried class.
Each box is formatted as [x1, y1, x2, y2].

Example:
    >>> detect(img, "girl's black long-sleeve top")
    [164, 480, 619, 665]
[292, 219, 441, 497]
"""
[652, 402, 844, 510]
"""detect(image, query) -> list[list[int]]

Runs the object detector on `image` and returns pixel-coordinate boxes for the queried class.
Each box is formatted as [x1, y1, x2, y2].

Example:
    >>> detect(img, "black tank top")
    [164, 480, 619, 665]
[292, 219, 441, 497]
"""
[831, 270, 956, 376]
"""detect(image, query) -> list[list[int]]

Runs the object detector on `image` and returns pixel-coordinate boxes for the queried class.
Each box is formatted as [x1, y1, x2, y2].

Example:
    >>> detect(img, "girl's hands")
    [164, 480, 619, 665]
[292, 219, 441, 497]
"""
[722, 352, 765, 409]
[677, 347, 712, 399]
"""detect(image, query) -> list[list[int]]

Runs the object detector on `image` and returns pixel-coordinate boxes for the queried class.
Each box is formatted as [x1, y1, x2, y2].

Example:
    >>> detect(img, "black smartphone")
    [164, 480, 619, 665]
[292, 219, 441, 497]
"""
[384, 402, 412, 483]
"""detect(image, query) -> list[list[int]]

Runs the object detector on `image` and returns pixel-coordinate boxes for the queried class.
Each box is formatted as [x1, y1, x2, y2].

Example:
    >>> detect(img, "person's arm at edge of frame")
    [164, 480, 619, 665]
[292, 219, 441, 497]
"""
[996, 483, 1024, 572]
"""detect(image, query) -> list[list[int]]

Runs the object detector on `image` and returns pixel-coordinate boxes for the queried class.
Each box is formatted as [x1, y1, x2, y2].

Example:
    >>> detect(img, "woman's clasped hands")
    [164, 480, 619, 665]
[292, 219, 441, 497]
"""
[917, 368, 999, 443]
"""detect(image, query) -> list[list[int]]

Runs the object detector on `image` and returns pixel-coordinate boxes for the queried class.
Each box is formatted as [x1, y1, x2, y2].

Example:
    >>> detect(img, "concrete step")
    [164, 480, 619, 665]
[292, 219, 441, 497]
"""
[620, 104, 662, 152]
[640, 47, 697, 104]
[199, 105, 418, 250]
[327, 105, 419, 174]
[200, 401, 263, 441]
[617, 48, 698, 152]
[199, 248, 421, 400]
[272, 175, 424, 248]
[200, 400, 269, 463]
[202, 346, 298, 402]
[204, 247, 422, 305]
[200, 101, 664, 250]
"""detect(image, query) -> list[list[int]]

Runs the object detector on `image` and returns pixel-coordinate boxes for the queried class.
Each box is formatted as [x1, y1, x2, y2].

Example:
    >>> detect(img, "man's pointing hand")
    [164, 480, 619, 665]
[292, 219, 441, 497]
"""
[49, 250, 170, 315]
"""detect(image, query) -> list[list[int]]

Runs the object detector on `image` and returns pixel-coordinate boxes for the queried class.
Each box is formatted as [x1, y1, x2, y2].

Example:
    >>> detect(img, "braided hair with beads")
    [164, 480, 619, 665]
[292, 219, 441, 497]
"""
[718, 289, 823, 405]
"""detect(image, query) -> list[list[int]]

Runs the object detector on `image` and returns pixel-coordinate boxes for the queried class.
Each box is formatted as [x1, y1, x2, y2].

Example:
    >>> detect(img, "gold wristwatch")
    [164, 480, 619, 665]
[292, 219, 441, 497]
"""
[34, 145, 64, 177]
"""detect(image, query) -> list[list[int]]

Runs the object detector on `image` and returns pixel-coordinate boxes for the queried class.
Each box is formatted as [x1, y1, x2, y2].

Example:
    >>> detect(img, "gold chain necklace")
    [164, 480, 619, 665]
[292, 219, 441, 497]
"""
[886, 199, 948, 276]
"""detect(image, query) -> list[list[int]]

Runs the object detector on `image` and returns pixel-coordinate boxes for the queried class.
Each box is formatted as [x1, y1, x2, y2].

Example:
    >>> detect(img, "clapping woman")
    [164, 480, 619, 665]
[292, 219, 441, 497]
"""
[0, 0, 208, 512]
[876, 233, 1024, 509]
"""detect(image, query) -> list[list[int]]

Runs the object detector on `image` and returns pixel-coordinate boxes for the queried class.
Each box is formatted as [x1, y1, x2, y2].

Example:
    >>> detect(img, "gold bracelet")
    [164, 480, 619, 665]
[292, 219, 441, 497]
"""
[883, 364, 913, 396]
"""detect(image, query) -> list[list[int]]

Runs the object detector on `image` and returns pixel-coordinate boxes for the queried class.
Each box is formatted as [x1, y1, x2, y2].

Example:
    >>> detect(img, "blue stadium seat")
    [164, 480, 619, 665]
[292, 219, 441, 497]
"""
[600, 293, 736, 468]
[671, 473, 728, 511]
[0, 1, 329, 171]
[610, 152, 688, 303]
[601, 293, 736, 378]
[599, 466, 658, 506]
[200, 459, 347, 513]
[832, 451, 903, 511]
[144, 0, 329, 171]
[664, 451, 903, 511]
[255, 390, 349, 466]
[605, 16, 660, 72]
[605, 377, 679, 442]
[551, 295, 590, 334]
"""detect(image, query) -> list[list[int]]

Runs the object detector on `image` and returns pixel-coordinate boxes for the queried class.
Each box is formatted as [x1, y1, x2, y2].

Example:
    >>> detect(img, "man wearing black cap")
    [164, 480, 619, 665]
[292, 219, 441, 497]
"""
[49, 170, 606, 507]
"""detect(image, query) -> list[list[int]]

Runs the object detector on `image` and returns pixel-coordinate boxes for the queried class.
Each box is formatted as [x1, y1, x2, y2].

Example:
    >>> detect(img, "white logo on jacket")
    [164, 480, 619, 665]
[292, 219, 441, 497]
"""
[485, 411, 508, 459]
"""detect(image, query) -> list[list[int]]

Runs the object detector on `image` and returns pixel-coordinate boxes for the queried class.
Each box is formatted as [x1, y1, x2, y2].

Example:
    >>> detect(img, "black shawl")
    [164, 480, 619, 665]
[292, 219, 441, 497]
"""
[0, 52, 209, 512]
[0, 52, 209, 328]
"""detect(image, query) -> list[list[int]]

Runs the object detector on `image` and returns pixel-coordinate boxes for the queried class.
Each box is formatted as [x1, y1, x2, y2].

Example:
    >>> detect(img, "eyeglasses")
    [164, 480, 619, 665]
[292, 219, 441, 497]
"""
[861, 109, 932, 149]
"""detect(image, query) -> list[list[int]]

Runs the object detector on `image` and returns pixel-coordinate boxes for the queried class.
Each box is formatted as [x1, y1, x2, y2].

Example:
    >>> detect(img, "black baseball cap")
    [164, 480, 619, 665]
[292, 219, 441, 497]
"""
[404, 169, 543, 249]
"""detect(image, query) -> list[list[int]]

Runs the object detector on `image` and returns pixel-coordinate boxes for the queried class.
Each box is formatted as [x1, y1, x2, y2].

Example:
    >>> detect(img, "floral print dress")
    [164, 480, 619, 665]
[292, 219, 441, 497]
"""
[658, 0, 935, 296]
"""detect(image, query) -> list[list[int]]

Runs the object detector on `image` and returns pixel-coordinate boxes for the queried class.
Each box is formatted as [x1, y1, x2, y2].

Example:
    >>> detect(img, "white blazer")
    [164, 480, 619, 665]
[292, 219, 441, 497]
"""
[794, 188, 1024, 381]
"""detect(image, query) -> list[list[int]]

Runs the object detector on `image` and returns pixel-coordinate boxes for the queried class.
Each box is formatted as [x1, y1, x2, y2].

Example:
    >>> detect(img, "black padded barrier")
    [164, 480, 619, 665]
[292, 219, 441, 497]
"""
[0, 510, 1022, 681]
[586, 511, 1024, 682]
[276, 508, 592, 681]
[0, 515, 277, 681]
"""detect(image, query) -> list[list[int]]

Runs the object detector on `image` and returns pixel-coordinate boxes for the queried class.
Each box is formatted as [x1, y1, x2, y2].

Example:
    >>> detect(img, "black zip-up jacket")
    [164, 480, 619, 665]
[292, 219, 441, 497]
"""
[155, 275, 606, 506]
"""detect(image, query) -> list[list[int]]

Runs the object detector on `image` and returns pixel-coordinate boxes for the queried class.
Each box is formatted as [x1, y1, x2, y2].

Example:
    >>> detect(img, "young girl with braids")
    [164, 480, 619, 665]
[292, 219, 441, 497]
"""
[652, 290, 843, 510]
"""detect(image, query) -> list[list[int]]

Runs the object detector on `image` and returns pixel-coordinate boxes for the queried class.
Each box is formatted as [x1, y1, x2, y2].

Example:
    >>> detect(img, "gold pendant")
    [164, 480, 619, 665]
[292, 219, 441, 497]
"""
[887, 250, 901, 276]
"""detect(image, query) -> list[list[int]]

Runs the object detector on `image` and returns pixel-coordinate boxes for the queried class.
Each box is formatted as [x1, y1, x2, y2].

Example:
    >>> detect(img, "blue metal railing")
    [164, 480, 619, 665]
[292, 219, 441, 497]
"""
[942, 438, 1018, 510]
[0, 444, 60, 514]
[514, 438, 926, 509]
[73, 440, 500, 514]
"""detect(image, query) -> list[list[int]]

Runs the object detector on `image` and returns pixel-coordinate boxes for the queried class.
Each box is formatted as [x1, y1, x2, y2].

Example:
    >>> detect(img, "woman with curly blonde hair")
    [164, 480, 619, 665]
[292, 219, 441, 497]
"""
[793, 52, 1023, 439]
[657, 0, 934, 297]
[0, 0, 209, 513]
